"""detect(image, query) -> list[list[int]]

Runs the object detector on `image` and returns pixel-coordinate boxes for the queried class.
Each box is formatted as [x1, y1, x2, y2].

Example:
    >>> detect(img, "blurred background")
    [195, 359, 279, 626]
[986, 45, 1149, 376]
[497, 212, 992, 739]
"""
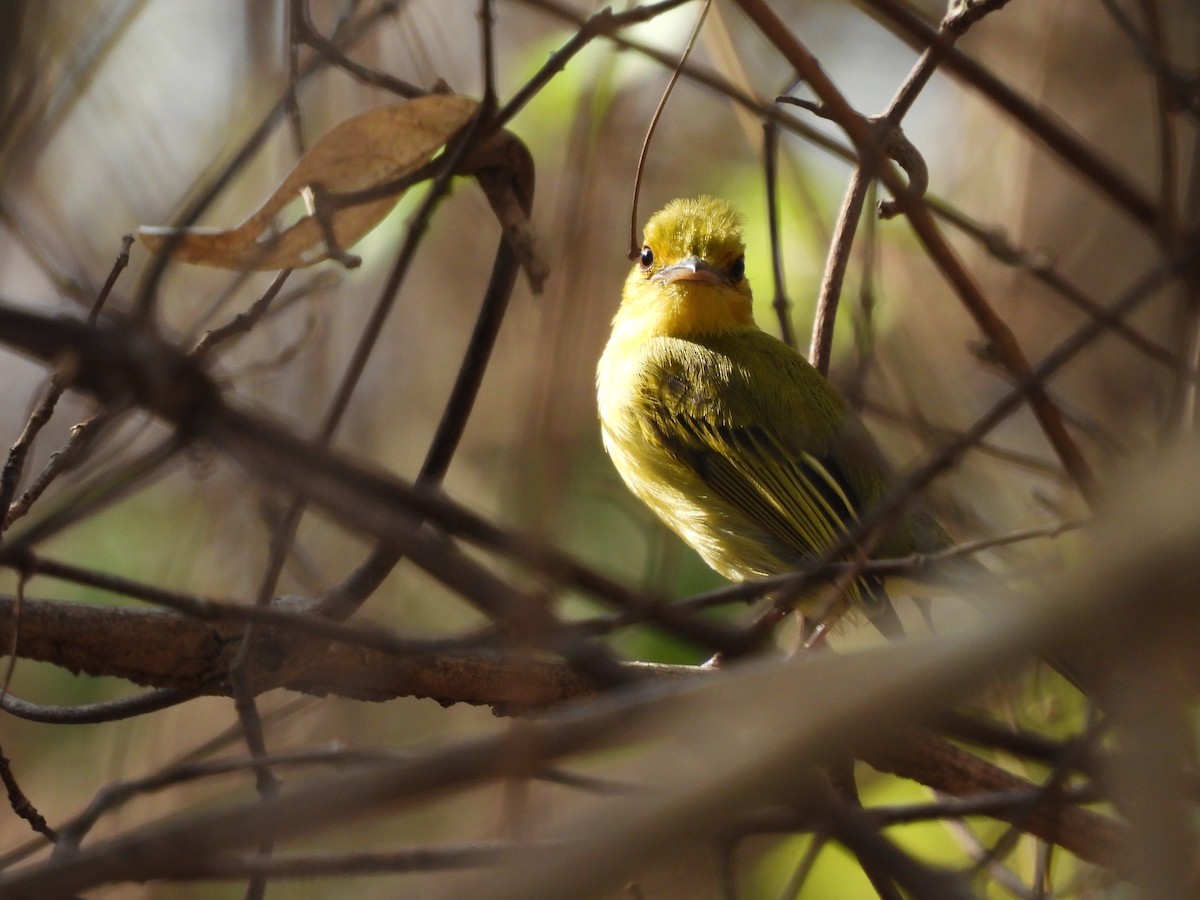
[0, 0, 1195, 896]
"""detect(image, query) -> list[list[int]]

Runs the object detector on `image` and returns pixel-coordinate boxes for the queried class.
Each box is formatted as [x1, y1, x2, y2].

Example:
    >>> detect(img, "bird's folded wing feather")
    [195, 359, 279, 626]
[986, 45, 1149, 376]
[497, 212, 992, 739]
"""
[646, 364, 864, 565]
[638, 341, 905, 636]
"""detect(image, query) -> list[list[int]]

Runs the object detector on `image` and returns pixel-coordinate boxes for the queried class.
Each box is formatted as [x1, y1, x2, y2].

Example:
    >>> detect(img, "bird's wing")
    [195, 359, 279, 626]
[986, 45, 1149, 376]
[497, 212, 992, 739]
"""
[670, 413, 858, 563]
[642, 336, 903, 635]
[643, 339, 861, 558]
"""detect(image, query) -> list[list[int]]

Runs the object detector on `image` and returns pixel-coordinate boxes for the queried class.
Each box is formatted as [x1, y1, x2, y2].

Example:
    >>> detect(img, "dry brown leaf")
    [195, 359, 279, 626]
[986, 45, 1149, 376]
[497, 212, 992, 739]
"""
[139, 94, 479, 270]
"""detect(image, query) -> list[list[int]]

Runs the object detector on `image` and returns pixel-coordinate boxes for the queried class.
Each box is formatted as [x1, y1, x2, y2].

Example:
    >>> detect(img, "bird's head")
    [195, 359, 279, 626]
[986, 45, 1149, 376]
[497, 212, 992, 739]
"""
[617, 196, 755, 339]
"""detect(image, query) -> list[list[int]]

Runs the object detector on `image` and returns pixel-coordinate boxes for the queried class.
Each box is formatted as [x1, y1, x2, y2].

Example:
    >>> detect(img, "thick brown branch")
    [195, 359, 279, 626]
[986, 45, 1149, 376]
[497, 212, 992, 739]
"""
[0, 594, 630, 708]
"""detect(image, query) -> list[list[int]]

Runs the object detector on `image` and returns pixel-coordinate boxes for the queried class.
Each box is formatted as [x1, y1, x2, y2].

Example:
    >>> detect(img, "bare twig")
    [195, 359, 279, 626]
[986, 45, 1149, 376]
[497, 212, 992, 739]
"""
[734, 0, 1098, 501]
[628, 0, 712, 257]
[763, 121, 797, 347]
[853, 0, 1160, 234]
[1, 233, 137, 532]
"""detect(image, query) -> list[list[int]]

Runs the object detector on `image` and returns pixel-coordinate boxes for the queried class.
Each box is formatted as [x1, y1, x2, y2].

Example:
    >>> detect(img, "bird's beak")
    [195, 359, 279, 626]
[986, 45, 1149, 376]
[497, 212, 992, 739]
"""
[652, 256, 724, 285]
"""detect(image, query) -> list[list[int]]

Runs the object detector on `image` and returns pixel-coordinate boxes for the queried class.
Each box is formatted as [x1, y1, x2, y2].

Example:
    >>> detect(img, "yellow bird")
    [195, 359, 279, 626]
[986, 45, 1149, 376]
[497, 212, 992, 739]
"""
[597, 195, 951, 636]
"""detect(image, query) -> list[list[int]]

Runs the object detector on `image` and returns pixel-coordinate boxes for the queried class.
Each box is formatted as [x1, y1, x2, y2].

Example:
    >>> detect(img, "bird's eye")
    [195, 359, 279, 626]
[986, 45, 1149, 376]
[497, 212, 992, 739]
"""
[639, 246, 654, 269]
[729, 254, 746, 281]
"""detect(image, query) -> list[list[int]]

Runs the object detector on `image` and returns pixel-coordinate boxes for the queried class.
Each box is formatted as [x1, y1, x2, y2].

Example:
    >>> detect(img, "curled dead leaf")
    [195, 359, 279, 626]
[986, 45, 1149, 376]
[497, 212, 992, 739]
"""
[139, 94, 479, 270]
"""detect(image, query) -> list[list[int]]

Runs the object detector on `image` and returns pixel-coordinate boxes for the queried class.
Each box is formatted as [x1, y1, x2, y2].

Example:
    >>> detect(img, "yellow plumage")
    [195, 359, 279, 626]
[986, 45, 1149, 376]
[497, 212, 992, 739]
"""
[597, 196, 949, 633]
